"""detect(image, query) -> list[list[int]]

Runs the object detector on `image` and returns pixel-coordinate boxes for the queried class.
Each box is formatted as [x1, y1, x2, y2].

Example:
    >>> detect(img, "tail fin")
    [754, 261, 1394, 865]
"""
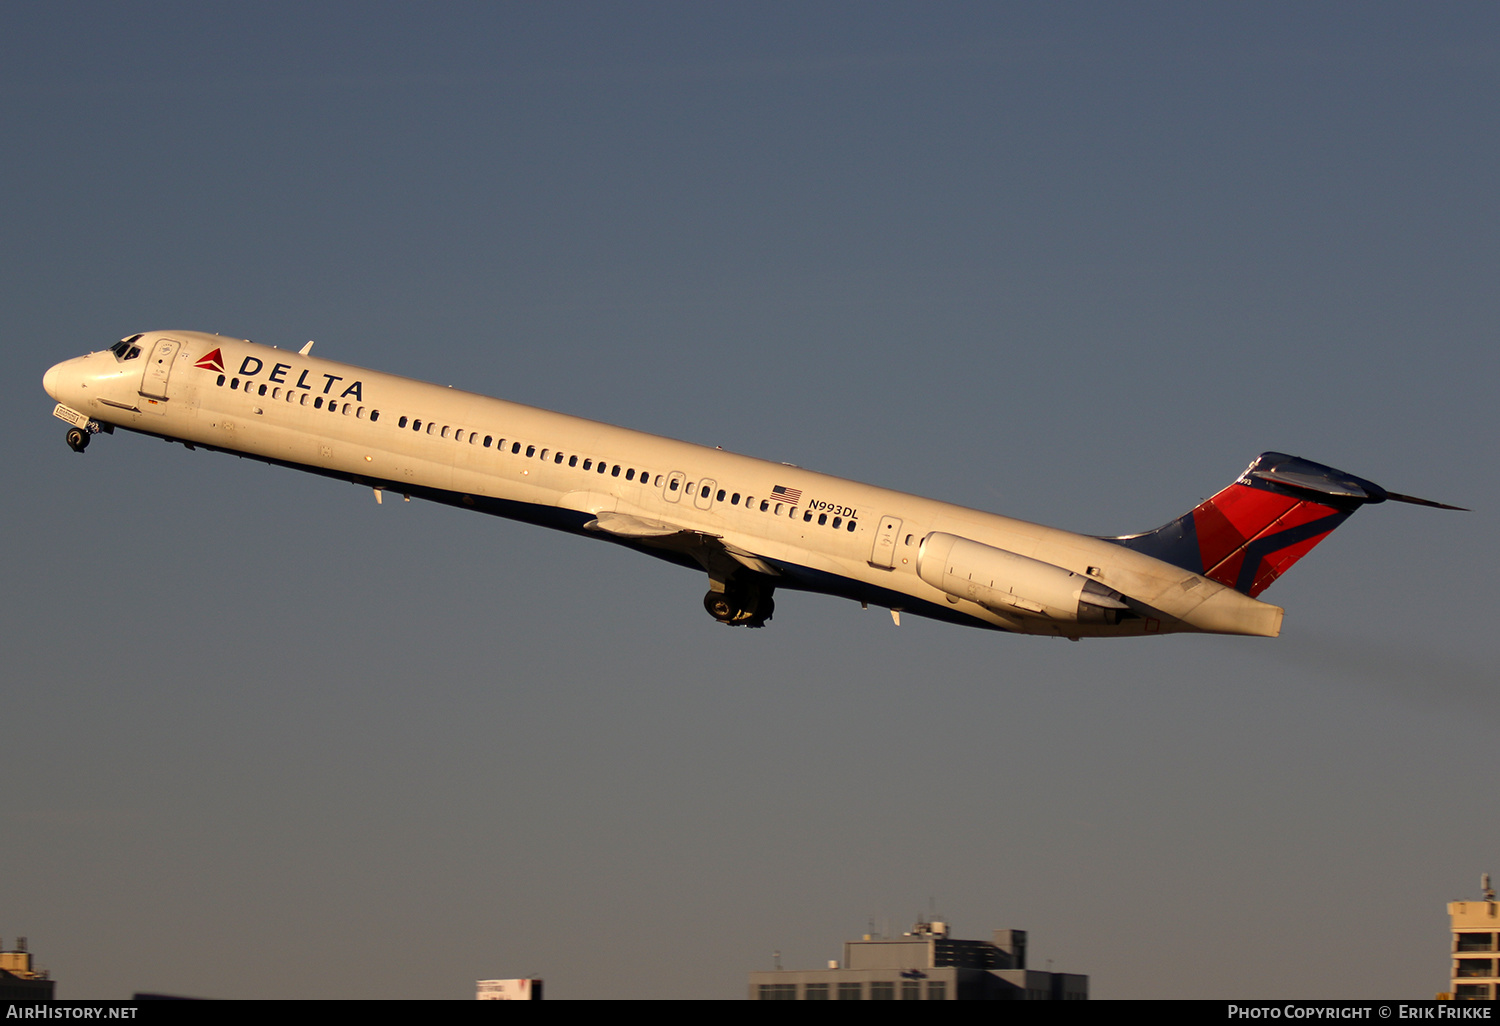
[1109, 452, 1463, 597]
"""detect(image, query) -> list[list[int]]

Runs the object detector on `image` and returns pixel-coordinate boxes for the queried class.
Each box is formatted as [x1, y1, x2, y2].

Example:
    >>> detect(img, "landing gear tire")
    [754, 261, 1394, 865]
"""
[702, 579, 775, 628]
[65, 427, 89, 453]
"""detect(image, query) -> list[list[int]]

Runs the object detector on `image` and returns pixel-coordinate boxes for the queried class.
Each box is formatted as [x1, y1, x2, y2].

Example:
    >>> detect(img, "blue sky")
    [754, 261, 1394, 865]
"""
[5, 3, 1497, 999]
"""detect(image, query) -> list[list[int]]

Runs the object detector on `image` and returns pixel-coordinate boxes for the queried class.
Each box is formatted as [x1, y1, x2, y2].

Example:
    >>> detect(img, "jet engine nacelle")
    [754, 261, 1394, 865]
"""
[917, 532, 1131, 623]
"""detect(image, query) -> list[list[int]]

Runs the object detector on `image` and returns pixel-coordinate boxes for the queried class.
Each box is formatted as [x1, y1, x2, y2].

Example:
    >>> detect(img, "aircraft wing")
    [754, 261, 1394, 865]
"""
[583, 511, 782, 579]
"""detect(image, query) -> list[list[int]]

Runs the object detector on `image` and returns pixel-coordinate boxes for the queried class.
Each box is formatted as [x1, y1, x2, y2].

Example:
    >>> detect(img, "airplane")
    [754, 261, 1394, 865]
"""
[43, 331, 1463, 640]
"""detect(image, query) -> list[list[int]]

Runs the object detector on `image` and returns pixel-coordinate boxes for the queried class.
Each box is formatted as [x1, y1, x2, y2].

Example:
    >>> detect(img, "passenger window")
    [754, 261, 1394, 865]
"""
[314, 397, 324, 409]
[273, 388, 281, 399]
[343, 404, 352, 415]
[483, 435, 492, 447]
[847, 520, 857, 532]
[427, 423, 436, 434]
[370, 411, 380, 422]
[804, 510, 813, 522]
[612, 466, 622, 477]
[231, 378, 240, 389]
[569, 455, 577, 467]
[555, 452, 564, 464]
[539, 448, 548, 460]
[818, 513, 828, 525]
[583, 459, 592, 470]
[716, 489, 725, 501]
[413, 419, 422, 430]
[759, 500, 769, 512]
[598, 463, 607, 474]
[731, 493, 740, 505]
[525, 445, 535, 457]
[217, 374, 226, 387]
[832, 516, 841, 529]
[511, 442, 520, 454]
[300, 393, 309, 406]
[258, 384, 267, 396]
[443, 426, 452, 439]
[701, 485, 710, 499]
[669, 478, 678, 490]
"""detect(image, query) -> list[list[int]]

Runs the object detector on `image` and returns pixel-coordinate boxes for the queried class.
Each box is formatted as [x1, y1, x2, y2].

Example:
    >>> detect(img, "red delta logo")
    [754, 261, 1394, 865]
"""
[194, 348, 225, 373]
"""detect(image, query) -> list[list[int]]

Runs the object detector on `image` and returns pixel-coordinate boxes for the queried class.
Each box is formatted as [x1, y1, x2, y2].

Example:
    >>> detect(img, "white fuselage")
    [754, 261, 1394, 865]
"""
[43, 331, 1284, 639]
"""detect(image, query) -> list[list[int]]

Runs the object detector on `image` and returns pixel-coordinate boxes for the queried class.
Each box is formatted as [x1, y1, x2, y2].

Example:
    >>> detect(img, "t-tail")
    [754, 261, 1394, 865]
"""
[1109, 452, 1465, 598]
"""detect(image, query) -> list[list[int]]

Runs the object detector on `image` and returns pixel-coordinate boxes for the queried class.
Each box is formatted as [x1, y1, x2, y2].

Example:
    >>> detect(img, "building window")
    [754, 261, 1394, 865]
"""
[1456, 959, 1496, 977]
[837, 982, 862, 1000]
[926, 981, 946, 1000]
[803, 983, 829, 1000]
[757, 984, 796, 1000]
[870, 981, 895, 1000]
[1457, 934, 1497, 952]
[901, 980, 921, 1000]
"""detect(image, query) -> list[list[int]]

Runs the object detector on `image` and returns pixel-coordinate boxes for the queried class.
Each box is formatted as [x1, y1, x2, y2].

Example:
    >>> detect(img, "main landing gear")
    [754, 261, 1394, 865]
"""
[702, 575, 776, 628]
[65, 427, 90, 453]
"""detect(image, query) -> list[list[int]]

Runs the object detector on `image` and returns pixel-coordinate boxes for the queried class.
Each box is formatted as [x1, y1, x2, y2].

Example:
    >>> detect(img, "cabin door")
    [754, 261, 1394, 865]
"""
[139, 338, 181, 400]
[869, 516, 903, 569]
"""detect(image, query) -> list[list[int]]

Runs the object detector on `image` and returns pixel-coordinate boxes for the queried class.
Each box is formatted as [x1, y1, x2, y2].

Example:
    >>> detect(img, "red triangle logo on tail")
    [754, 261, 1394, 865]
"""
[194, 348, 225, 372]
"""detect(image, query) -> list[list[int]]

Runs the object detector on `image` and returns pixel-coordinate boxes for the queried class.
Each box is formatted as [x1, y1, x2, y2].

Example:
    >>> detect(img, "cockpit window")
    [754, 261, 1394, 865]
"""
[110, 335, 144, 361]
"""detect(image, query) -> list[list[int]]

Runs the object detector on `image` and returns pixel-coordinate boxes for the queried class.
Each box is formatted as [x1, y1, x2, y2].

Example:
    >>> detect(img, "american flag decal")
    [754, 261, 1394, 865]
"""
[771, 485, 802, 504]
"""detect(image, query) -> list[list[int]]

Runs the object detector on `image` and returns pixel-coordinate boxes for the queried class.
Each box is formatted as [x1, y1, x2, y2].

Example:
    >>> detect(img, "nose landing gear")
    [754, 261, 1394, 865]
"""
[65, 427, 90, 453]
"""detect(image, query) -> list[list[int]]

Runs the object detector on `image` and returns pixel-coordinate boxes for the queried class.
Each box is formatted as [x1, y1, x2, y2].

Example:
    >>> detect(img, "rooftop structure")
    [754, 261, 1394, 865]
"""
[0, 938, 54, 1001]
[749, 919, 1086, 1000]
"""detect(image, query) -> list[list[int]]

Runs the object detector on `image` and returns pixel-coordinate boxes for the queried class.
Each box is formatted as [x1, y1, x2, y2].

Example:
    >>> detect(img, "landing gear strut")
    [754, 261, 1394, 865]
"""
[65, 427, 90, 453]
[702, 575, 776, 628]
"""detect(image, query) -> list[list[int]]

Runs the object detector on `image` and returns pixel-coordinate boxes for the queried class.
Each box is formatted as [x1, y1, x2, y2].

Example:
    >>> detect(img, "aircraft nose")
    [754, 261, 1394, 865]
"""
[43, 361, 62, 400]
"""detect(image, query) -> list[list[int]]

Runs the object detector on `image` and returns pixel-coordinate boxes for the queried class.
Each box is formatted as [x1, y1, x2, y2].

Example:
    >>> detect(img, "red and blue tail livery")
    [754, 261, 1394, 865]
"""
[1111, 452, 1464, 598]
